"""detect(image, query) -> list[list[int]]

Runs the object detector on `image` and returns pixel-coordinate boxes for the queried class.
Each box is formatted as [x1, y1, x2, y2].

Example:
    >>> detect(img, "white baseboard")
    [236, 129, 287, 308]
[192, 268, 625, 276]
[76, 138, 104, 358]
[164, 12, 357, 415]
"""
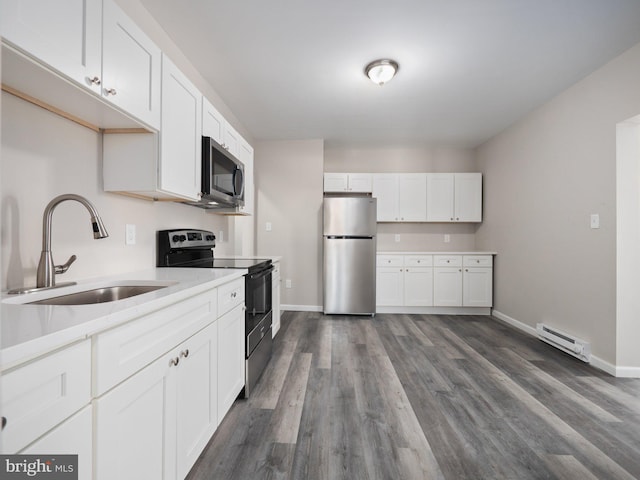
[376, 306, 491, 315]
[281, 304, 323, 312]
[491, 309, 639, 378]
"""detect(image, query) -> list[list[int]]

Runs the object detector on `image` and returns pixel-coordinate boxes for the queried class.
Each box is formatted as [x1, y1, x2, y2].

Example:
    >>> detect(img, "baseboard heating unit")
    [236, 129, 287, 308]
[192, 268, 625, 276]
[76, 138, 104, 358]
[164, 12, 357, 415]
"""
[536, 323, 591, 363]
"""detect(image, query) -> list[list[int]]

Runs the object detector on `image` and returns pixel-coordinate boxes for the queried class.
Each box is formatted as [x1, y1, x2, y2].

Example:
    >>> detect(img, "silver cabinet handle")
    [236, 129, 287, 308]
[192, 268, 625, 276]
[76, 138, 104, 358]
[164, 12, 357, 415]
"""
[180, 349, 190, 358]
[105, 88, 117, 96]
[89, 76, 101, 85]
[2, 416, 6, 430]
[231, 291, 237, 298]
[169, 357, 180, 367]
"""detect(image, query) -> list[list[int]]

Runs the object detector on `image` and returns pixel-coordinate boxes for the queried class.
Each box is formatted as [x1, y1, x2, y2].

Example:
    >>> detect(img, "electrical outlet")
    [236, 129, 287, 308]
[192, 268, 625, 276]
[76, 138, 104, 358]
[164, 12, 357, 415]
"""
[590, 214, 600, 229]
[266, 222, 272, 232]
[285, 279, 292, 289]
[125, 224, 136, 245]
[444, 234, 450, 243]
[394, 234, 401, 243]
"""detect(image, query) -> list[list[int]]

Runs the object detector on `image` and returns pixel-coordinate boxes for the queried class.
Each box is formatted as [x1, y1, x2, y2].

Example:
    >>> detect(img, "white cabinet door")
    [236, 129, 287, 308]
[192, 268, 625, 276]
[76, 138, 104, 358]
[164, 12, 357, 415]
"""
[0, 0, 102, 94]
[160, 54, 202, 201]
[404, 267, 434, 306]
[376, 266, 404, 306]
[463, 268, 493, 307]
[1, 340, 91, 454]
[323, 173, 348, 192]
[426, 173, 455, 221]
[433, 267, 463, 306]
[272, 262, 282, 337]
[398, 174, 427, 221]
[223, 122, 241, 158]
[455, 173, 483, 222]
[20, 406, 93, 480]
[427, 173, 482, 222]
[238, 138, 254, 216]
[202, 97, 225, 145]
[348, 173, 373, 192]
[102, 0, 161, 129]
[372, 174, 399, 221]
[217, 304, 245, 421]
[176, 323, 219, 479]
[94, 351, 176, 480]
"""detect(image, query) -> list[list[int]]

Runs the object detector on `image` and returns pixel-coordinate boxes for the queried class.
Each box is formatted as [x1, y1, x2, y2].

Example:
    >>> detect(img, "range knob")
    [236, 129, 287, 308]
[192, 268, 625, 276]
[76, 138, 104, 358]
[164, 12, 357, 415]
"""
[207, 235, 215, 241]
[179, 235, 187, 242]
[172, 235, 181, 243]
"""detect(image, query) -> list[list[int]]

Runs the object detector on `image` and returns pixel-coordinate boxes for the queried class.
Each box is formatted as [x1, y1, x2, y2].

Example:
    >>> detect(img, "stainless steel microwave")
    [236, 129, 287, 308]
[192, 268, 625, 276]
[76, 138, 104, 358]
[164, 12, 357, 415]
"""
[201, 136, 245, 207]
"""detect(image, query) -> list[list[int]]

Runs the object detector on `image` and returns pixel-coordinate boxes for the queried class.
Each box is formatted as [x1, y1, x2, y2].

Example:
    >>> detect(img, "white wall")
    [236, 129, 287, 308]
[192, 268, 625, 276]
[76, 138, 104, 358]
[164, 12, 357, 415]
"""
[0, 92, 233, 291]
[255, 140, 324, 309]
[615, 118, 640, 372]
[324, 145, 478, 252]
[475, 42, 640, 369]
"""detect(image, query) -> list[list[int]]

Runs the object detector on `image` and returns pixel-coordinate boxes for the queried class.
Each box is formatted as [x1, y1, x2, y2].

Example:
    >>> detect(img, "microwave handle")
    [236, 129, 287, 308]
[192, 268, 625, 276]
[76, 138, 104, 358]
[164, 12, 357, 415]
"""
[233, 166, 245, 197]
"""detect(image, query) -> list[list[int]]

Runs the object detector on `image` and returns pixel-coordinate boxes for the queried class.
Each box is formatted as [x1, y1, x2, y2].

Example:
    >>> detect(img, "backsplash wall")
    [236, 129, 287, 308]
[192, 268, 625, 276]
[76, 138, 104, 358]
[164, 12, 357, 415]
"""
[0, 93, 234, 291]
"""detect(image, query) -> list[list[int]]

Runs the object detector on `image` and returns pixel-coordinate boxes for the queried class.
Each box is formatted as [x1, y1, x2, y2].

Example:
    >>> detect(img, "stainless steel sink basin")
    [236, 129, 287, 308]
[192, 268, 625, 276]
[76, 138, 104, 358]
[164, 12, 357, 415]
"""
[28, 284, 171, 305]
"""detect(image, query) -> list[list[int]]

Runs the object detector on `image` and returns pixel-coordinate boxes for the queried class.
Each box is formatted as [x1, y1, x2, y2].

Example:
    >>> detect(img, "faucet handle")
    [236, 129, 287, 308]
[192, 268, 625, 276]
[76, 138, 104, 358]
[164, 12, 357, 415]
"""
[55, 255, 77, 274]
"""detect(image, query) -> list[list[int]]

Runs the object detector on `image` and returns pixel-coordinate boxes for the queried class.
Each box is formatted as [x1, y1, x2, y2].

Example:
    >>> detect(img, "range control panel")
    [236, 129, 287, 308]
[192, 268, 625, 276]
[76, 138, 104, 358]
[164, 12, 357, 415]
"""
[161, 229, 216, 249]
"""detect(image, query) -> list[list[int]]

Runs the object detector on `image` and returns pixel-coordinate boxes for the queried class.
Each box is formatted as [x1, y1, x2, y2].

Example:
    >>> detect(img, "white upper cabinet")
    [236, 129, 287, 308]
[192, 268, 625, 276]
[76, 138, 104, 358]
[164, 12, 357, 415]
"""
[238, 138, 255, 216]
[324, 173, 372, 193]
[103, 55, 202, 201]
[427, 173, 482, 222]
[0, 0, 102, 94]
[0, 0, 161, 130]
[160, 55, 202, 201]
[372, 173, 427, 222]
[202, 98, 240, 157]
[372, 174, 399, 221]
[101, 0, 161, 129]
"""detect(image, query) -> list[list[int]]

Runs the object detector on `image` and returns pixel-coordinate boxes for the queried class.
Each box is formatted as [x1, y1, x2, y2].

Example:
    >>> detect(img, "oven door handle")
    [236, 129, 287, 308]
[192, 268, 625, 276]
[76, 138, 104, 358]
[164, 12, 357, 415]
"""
[248, 265, 274, 280]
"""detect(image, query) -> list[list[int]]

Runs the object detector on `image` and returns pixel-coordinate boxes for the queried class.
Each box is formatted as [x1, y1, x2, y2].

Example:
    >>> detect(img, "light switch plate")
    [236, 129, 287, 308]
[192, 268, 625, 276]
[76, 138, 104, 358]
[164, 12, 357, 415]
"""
[590, 214, 600, 229]
[266, 222, 272, 232]
[444, 234, 451, 243]
[125, 224, 136, 245]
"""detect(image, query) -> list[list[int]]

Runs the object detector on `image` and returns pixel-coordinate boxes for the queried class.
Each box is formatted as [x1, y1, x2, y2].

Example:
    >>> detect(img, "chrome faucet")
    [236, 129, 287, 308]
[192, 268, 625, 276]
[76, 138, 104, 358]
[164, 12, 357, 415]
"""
[36, 194, 109, 288]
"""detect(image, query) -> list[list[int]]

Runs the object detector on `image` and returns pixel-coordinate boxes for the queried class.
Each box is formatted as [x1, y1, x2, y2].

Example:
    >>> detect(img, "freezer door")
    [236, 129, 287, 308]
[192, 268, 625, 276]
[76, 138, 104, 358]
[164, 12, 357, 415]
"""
[323, 197, 377, 237]
[323, 237, 376, 314]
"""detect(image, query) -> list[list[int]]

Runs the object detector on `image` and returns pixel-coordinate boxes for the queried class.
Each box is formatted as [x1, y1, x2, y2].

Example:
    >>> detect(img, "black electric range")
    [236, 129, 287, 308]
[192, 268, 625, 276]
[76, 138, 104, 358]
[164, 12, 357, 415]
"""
[156, 229, 273, 398]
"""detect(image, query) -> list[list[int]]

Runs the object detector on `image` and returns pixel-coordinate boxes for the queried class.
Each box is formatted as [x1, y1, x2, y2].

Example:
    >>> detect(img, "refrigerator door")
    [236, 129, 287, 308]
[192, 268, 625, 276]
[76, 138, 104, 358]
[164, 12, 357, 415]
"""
[323, 237, 376, 314]
[323, 197, 377, 237]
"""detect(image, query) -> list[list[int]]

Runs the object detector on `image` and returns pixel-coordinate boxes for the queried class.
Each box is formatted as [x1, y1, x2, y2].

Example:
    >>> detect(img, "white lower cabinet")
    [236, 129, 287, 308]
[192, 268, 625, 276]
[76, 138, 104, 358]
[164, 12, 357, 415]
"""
[377, 255, 433, 307]
[272, 261, 282, 337]
[95, 322, 219, 480]
[217, 304, 245, 422]
[377, 254, 493, 311]
[20, 405, 93, 479]
[0, 340, 91, 454]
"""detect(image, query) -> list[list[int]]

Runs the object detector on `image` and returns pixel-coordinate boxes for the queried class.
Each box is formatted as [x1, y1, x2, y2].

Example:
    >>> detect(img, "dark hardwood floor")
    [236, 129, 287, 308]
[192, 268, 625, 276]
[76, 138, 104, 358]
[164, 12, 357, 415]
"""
[186, 312, 640, 480]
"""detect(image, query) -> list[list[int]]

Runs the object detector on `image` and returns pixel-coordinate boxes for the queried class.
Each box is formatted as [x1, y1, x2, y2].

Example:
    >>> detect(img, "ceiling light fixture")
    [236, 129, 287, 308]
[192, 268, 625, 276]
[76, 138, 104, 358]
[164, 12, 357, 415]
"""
[365, 59, 399, 86]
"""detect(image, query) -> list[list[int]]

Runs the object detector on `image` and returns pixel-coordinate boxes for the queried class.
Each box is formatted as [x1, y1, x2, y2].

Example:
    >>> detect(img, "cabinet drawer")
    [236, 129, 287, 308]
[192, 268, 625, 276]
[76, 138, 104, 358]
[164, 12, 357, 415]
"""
[434, 255, 463, 267]
[93, 289, 217, 396]
[218, 278, 245, 317]
[377, 255, 403, 267]
[463, 255, 493, 267]
[405, 255, 433, 267]
[1, 340, 91, 453]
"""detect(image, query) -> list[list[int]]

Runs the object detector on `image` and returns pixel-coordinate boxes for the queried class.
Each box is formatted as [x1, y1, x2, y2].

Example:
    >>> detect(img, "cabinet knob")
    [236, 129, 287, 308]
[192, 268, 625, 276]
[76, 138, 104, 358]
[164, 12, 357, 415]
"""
[169, 357, 180, 367]
[465, 269, 469, 272]
[105, 88, 117, 96]
[231, 291, 237, 298]
[456, 217, 460, 221]
[417, 260, 421, 263]
[450, 217, 454, 221]
[89, 76, 101, 85]
[446, 260, 450, 263]
[180, 349, 190, 358]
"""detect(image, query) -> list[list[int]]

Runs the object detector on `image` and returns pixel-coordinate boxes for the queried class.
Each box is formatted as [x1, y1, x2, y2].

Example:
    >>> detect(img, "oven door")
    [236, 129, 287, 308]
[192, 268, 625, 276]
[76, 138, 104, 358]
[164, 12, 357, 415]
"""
[245, 266, 273, 319]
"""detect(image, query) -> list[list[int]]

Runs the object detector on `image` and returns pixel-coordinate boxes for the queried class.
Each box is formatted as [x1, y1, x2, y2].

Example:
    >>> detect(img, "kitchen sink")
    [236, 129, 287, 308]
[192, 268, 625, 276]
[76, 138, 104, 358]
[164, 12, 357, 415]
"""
[27, 284, 174, 306]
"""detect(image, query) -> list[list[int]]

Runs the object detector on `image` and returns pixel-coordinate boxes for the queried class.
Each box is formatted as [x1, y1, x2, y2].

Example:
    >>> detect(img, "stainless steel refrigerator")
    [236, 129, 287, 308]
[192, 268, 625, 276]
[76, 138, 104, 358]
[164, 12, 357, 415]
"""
[323, 196, 377, 315]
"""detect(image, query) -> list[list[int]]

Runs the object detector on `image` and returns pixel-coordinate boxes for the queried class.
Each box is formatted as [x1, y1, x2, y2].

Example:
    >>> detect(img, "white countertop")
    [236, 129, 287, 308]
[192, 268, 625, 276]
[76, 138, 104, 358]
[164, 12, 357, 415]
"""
[1, 268, 246, 371]
[377, 251, 497, 255]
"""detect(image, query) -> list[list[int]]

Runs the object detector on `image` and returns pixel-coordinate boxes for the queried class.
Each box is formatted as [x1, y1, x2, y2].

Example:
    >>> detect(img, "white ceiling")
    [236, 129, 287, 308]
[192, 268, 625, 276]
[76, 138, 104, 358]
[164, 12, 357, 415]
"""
[139, 0, 640, 148]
